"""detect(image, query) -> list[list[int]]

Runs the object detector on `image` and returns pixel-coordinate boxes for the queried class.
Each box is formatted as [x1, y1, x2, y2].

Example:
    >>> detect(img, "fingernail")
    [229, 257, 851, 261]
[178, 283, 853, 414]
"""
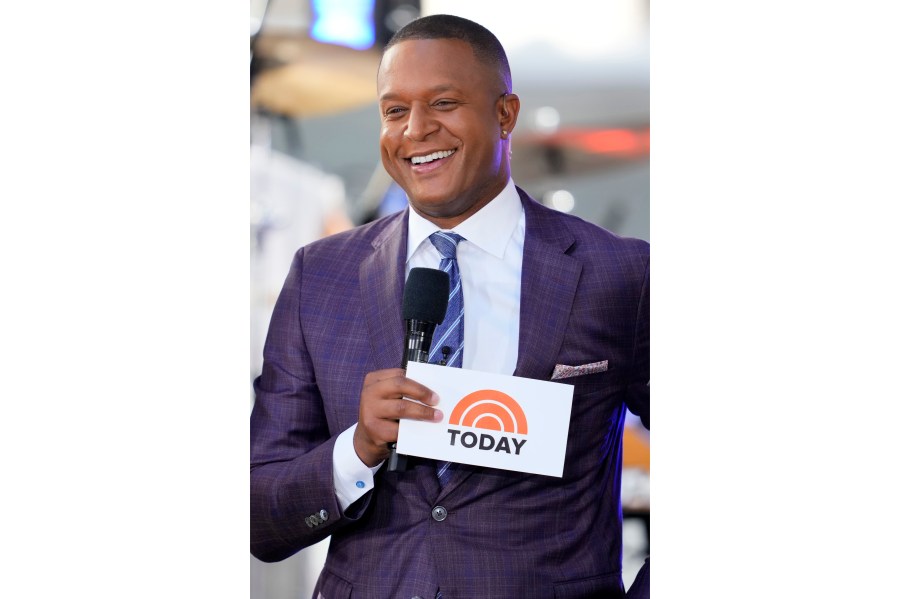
[431, 393, 440, 405]
[433, 409, 444, 422]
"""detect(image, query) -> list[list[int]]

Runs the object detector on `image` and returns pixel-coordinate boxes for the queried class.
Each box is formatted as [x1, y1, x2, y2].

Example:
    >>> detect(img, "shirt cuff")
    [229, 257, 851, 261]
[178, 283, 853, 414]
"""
[333, 423, 383, 511]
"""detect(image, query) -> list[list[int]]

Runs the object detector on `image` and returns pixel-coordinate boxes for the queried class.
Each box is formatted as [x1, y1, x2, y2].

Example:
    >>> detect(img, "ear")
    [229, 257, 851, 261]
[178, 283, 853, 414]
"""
[497, 93, 520, 136]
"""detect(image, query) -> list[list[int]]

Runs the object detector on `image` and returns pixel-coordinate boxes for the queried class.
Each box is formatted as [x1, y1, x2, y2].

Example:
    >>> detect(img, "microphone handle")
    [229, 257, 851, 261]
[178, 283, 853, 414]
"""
[388, 320, 436, 472]
[386, 443, 407, 471]
[401, 320, 434, 369]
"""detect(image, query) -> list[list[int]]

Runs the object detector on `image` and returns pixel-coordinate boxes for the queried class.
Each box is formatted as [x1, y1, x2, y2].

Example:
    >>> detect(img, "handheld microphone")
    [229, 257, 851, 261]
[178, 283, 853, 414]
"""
[388, 267, 449, 472]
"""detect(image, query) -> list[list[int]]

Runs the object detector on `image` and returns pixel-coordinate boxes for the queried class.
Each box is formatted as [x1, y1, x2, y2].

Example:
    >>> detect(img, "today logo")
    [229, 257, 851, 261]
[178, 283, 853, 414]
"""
[446, 389, 528, 455]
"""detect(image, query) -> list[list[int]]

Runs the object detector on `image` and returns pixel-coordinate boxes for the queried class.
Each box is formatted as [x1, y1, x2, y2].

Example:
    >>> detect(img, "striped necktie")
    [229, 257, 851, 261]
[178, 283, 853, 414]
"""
[428, 231, 465, 367]
[428, 231, 464, 488]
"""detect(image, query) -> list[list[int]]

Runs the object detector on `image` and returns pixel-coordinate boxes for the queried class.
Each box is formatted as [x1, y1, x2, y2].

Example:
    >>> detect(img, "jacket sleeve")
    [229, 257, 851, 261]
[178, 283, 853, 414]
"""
[625, 251, 650, 430]
[250, 249, 371, 562]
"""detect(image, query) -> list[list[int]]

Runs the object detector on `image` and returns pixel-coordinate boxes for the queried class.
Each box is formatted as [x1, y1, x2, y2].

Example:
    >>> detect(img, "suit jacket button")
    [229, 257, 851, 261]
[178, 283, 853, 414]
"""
[431, 505, 448, 522]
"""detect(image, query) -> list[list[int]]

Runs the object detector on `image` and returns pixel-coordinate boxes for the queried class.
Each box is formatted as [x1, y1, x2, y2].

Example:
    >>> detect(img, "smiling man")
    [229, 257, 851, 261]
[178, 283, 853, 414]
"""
[251, 14, 650, 599]
[377, 33, 517, 229]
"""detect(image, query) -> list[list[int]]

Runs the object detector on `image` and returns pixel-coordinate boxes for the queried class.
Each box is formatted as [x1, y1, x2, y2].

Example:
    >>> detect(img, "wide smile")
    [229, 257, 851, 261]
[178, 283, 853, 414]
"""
[405, 149, 457, 174]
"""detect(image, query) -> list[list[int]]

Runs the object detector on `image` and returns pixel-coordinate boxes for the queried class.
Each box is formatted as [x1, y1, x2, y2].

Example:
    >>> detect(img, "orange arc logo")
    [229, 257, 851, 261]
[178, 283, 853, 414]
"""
[448, 389, 528, 435]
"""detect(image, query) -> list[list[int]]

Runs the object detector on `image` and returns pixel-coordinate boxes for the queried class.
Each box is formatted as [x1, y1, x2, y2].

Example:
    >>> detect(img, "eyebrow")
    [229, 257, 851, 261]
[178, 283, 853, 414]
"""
[379, 84, 463, 103]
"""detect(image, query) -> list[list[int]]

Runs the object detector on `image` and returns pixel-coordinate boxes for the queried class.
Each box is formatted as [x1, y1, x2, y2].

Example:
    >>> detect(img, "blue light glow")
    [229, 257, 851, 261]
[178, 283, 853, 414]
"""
[310, 0, 377, 50]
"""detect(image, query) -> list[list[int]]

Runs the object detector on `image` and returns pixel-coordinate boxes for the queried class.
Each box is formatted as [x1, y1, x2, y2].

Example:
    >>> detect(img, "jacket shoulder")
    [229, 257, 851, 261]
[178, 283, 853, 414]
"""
[518, 187, 648, 259]
[297, 210, 404, 259]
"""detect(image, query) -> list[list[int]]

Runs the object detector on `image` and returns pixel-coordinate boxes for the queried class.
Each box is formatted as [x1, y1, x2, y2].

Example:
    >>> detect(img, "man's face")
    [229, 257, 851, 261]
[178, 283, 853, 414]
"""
[377, 38, 518, 228]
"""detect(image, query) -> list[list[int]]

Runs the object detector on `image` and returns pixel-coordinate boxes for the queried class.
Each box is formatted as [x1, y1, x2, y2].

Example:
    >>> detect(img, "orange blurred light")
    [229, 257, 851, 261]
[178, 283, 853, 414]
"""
[538, 127, 650, 157]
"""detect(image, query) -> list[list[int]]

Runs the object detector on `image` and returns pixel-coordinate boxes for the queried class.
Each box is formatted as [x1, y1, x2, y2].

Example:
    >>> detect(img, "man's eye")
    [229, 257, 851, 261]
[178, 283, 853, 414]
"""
[385, 107, 407, 116]
[434, 100, 457, 109]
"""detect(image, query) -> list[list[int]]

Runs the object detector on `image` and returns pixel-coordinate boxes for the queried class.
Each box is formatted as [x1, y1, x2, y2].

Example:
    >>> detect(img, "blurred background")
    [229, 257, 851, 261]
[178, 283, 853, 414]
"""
[249, 0, 650, 596]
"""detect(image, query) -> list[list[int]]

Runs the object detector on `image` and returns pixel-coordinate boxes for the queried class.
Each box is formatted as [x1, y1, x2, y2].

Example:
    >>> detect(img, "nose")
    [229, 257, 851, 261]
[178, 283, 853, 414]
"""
[404, 104, 438, 141]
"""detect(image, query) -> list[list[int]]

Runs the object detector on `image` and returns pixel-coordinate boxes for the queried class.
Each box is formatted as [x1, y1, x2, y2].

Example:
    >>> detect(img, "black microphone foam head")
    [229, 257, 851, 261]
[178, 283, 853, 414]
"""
[402, 267, 450, 324]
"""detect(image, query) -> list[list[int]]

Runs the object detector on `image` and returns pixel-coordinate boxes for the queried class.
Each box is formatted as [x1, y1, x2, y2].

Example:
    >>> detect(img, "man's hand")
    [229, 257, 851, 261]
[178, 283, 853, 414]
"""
[353, 368, 442, 467]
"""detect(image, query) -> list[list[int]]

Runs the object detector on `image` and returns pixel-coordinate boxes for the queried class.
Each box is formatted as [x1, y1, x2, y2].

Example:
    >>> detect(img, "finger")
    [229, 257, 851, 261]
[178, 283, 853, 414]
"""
[390, 397, 443, 423]
[361, 371, 439, 407]
[362, 368, 406, 389]
[386, 375, 440, 407]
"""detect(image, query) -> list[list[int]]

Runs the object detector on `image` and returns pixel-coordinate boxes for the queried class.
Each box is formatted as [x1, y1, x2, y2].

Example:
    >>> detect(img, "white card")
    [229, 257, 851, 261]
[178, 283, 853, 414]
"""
[397, 362, 574, 477]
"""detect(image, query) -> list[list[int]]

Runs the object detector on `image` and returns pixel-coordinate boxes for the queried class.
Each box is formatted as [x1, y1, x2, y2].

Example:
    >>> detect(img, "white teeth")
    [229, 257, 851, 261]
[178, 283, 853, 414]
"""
[410, 149, 455, 165]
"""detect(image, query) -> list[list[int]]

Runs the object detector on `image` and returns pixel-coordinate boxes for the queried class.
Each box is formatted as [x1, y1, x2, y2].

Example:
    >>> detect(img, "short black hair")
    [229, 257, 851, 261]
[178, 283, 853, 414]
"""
[383, 14, 512, 91]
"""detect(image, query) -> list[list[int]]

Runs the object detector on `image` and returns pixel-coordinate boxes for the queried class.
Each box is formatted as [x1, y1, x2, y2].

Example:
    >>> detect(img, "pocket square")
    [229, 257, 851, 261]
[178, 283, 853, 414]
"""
[551, 360, 608, 380]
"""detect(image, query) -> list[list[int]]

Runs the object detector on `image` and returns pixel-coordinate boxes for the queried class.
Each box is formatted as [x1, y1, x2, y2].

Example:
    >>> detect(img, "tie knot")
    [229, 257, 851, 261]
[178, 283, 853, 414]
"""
[429, 231, 464, 260]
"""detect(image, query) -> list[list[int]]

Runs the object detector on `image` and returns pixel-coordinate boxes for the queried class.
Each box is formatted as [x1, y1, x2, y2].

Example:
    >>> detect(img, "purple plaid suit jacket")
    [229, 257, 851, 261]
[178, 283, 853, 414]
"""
[251, 188, 650, 599]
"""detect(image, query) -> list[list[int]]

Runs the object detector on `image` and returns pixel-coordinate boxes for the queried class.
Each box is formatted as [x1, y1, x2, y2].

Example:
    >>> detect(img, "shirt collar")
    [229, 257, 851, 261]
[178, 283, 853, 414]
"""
[406, 178, 522, 261]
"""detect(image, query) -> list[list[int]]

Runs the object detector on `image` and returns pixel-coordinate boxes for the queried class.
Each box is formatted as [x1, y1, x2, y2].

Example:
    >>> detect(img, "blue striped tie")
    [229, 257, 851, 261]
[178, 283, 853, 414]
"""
[428, 231, 464, 488]
[428, 232, 465, 367]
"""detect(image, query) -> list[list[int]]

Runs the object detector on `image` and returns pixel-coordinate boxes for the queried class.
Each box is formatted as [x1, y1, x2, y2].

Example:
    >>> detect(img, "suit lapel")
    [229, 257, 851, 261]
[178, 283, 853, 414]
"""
[359, 211, 409, 370]
[514, 188, 581, 380]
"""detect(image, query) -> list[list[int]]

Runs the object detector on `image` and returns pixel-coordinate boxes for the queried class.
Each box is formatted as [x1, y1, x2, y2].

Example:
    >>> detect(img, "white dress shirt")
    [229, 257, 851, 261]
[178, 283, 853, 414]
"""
[333, 179, 526, 510]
